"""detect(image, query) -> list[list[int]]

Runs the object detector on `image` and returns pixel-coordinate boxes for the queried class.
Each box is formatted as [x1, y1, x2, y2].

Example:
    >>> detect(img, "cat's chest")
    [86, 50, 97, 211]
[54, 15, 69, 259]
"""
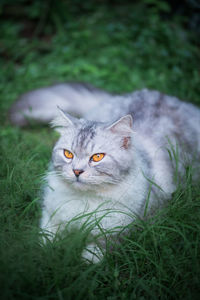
[43, 173, 112, 216]
[43, 175, 136, 232]
[43, 171, 137, 223]
[42, 166, 150, 233]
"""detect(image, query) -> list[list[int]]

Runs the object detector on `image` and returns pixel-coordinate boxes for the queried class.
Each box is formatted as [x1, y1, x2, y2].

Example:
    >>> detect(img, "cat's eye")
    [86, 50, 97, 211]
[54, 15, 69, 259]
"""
[64, 149, 74, 159]
[90, 153, 105, 162]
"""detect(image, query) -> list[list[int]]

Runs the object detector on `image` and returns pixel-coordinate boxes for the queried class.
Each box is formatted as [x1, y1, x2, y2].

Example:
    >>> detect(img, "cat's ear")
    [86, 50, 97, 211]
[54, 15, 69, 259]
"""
[106, 115, 133, 134]
[106, 115, 133, 149]
[50, 107, 78, 133]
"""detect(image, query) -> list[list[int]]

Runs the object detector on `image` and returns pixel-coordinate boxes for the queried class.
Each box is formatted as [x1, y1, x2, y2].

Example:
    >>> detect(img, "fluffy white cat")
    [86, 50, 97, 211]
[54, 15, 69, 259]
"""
[10, 83, 200, 262]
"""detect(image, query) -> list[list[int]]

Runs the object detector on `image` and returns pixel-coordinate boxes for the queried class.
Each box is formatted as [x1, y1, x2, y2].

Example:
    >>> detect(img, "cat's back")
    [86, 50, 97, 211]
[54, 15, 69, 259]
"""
[92, 88, 200, 124]
[128, 89, 199, 129]
[129, 89, 200, 152]
[87, 88, 200, 153]
[130, 89, 199, 121]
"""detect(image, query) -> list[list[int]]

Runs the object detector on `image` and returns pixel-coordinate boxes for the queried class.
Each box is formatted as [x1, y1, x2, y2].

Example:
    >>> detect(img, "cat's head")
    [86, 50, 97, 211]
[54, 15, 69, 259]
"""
[51, 109, 134, 191]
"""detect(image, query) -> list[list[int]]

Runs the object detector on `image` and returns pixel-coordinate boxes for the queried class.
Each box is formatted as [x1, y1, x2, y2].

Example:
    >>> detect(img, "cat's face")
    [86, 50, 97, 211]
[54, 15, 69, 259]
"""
[52, 110, 133, 191]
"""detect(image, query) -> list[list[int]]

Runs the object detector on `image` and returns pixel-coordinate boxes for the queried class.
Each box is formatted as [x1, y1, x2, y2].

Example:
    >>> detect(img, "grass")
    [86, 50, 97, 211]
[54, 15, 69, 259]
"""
[0, 1, 200, 299]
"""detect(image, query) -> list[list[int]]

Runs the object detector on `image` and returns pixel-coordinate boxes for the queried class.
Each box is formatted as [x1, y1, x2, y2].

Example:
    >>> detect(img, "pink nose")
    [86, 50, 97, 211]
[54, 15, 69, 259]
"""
[73, 169, 84, 177]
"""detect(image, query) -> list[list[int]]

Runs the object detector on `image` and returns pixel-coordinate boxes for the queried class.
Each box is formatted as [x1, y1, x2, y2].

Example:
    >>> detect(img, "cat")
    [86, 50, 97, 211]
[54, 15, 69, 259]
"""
[9, 83, 200, 262]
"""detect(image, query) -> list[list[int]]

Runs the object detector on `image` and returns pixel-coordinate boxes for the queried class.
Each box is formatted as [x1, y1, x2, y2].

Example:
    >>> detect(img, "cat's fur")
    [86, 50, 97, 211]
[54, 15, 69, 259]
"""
[10, 83, 200, 262]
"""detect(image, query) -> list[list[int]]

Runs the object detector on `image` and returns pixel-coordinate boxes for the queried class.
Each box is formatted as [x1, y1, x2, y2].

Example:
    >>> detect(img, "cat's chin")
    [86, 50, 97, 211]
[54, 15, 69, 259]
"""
[72, 181, 92, 191]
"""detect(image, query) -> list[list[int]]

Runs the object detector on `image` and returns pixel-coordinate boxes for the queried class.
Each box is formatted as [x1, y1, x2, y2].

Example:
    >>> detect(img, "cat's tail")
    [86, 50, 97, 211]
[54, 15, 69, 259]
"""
[9, 82, 111, 126]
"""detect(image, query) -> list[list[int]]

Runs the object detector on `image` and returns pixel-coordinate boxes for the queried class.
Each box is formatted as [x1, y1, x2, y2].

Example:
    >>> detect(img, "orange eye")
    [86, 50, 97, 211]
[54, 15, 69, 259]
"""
[90, 153, 105, 162]
[64, 149, 74, 159]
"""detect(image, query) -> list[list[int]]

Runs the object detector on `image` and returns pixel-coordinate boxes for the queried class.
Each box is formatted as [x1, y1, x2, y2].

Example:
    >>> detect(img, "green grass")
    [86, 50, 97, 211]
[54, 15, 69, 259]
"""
[0, 2, 200, 299]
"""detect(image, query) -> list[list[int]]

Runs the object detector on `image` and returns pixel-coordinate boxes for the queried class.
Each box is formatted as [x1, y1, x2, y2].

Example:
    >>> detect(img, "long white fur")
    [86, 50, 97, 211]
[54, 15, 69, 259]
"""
[10, 83, 200, 262]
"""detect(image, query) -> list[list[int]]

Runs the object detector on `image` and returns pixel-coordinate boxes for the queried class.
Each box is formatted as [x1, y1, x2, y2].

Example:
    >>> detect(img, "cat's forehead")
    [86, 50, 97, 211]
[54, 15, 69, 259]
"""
[57, 119, 118, 156]
[71, 120, 100, 153]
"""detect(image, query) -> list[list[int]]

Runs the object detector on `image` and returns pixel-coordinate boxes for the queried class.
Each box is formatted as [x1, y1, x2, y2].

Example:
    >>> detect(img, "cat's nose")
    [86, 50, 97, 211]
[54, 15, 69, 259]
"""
[73, 169, 84, 177]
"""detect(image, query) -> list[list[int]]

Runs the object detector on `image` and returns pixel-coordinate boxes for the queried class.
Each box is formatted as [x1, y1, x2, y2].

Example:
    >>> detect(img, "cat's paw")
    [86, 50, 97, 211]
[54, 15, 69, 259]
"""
[82, 243, 104, 264]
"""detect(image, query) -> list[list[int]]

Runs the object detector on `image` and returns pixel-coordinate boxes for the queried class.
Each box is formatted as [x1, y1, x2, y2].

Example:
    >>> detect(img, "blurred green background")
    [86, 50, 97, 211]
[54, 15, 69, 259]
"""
[0, 1, 200, 299]
[1, 0, 200, 119]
